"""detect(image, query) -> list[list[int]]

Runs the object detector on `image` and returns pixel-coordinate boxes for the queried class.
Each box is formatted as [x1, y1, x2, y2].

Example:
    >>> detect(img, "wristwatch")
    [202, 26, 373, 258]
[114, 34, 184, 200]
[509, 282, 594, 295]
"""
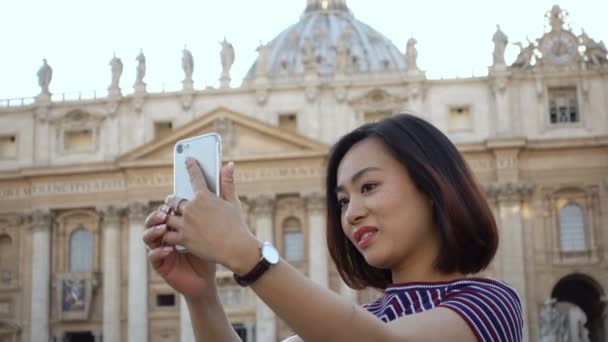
[233, 241, 280, 287]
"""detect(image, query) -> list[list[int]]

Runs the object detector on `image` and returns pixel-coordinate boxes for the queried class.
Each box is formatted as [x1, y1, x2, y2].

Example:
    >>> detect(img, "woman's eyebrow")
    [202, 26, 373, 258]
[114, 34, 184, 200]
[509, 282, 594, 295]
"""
[335, 167, 382, 193]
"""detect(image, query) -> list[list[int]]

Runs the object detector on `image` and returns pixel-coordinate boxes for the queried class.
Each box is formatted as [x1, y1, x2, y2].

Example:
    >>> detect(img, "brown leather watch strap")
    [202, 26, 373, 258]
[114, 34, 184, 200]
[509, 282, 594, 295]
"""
[233, 258, 271, 287]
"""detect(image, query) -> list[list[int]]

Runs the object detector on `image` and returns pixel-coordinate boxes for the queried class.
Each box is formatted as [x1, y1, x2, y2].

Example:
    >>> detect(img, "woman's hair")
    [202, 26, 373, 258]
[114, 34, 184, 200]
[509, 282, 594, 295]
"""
[325, 113, 498, 290]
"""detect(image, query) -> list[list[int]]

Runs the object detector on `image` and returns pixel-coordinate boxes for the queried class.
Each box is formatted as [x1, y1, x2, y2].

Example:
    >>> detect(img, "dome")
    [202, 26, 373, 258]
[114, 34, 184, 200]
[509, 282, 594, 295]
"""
[244, 0, 406, 80]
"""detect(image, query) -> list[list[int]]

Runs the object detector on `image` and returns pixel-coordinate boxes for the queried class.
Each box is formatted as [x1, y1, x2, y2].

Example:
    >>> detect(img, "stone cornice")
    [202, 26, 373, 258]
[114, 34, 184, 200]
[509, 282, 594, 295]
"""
[485, 182, 535, 203]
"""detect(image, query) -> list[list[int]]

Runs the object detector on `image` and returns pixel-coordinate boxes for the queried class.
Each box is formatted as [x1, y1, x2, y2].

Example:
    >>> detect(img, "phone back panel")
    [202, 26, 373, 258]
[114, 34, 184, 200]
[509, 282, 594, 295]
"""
[173, 133, 222, 200]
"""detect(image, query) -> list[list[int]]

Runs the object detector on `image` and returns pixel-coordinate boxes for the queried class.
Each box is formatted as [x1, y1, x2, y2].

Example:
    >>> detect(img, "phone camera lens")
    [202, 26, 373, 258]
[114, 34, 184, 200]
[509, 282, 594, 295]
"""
[176, 144, 183, 154]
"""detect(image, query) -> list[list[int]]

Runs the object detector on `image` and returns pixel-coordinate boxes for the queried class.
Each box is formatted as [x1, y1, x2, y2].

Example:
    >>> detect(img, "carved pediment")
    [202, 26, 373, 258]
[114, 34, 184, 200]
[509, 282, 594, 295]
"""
[118, 107, 328, 165]
[349, 88, 406, 113]
[50, 109, 105, 128]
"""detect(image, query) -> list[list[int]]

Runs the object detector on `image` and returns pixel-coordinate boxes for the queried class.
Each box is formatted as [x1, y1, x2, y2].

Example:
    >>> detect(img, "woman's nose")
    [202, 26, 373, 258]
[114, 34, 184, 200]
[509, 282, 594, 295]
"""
[345, 198, 366, 225]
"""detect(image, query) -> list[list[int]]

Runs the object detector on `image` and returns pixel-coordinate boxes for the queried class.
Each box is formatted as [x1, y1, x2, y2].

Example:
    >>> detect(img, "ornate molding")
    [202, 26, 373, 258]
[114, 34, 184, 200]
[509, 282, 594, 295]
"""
[97, 205, 125, 225]
[485, 182, 535, 203]
[28, 209, 54, 232]
[251, 195, 274, 217]
[127, 202, 149, 221]
[304, 192, 325, 214]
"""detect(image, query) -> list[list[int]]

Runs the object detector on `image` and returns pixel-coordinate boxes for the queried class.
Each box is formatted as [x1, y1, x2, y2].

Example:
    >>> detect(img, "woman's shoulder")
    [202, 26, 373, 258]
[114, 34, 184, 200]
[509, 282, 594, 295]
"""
[437, 277, 524, 342]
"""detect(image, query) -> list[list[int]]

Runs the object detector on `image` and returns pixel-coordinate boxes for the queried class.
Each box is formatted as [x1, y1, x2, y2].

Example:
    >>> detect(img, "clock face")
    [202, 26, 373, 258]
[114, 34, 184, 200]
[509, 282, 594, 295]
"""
[542, 33, 578, 65]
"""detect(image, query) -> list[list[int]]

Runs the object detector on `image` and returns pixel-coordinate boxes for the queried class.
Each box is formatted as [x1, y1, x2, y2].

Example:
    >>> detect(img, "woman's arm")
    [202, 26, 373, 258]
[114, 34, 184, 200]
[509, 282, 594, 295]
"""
[186, 294, 241, 342]
[237, 248, 475, 342]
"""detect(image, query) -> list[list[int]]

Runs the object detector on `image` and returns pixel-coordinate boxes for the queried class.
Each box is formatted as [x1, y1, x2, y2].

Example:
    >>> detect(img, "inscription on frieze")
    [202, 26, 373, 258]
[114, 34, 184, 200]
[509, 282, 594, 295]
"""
[235, 166, 322, 183]
[0, 178, 125, 199]
[127, 173, 173, 187]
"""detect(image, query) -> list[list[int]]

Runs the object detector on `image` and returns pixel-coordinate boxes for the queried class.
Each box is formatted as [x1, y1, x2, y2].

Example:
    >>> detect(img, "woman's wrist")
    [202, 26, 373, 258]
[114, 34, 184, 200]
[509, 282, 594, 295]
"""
[226, 234, 262, 276]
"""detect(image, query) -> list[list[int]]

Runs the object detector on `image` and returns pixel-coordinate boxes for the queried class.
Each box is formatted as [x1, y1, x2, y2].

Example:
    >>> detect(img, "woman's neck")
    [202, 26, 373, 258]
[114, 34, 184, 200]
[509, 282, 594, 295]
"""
[390, 237, 463, 284]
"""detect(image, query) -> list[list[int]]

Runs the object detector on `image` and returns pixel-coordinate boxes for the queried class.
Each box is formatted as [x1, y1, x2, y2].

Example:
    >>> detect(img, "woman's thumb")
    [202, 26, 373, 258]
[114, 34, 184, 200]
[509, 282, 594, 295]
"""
[220, 162, 238, 203]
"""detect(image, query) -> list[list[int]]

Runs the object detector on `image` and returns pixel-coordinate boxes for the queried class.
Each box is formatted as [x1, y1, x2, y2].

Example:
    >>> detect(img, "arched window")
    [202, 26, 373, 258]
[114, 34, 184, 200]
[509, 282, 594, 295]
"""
[282, 217, 304, 262]
[559, 204, 586, 252]
[69, 228, 93, 272]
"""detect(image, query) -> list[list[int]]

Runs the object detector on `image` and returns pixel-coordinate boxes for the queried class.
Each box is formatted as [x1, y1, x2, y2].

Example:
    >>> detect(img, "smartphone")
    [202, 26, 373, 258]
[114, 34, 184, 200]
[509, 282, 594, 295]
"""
[173, 133, 222, 251]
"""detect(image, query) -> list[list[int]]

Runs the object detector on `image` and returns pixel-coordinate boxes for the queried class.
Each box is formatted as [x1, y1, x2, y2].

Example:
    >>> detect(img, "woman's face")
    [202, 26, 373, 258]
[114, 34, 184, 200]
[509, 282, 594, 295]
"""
[336, 137, 437, 271]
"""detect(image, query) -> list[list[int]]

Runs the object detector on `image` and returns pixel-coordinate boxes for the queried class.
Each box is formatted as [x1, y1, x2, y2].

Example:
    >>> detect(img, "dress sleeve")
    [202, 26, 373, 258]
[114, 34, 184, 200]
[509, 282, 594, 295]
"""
[437, 282, 523, 342]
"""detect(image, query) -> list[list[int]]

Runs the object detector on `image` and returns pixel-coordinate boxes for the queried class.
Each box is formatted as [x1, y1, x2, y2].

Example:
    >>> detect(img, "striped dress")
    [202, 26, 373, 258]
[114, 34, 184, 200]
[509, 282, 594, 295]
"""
[363, 277, 523, 342]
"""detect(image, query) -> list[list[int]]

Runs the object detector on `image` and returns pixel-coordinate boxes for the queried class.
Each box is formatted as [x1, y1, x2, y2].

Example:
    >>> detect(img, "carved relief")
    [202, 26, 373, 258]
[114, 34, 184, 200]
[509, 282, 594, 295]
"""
[251, 195, 274, 217]
[97, 205, 125, 226]
[485, 182, 535, 203]
[128, 202, 150, 221]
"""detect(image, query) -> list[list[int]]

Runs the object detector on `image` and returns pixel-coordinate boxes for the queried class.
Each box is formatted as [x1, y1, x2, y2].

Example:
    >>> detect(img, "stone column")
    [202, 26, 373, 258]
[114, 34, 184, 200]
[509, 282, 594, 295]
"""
[100, 206, 123, 342]
[489, 69, 511, 137]
[29, 210, 53, 342]
[305, 193, 328, 288]
[487, 181, 534, 342]
[127, 202, 149, 342]
[180, 296, 195, 342]
[252, 195, 276, 342]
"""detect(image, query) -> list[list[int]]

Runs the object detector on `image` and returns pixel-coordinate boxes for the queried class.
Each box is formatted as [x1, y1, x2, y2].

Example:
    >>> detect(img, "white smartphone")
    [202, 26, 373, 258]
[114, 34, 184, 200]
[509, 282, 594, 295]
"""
[173, 133, 222, 252]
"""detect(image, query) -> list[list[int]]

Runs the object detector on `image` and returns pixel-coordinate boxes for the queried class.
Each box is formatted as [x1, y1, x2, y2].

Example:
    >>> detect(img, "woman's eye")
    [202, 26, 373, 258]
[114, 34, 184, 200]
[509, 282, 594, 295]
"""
[361, 183, 377, 192]
[338, 198, 349, 208]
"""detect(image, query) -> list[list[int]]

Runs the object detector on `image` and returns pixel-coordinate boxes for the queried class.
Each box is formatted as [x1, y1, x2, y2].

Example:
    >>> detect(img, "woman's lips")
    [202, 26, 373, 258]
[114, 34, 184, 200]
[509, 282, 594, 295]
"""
[358, 230, 377, 248]
[354, 226, 379, 248]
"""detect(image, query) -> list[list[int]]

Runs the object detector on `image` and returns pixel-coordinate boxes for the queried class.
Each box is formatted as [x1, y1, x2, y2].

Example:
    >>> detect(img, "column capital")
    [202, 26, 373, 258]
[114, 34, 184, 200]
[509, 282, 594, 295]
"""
[304, 192, 325, 214]
[251, 195, 274, 217]
[97, 205, 126, 225]
[127, 202, 149, 221]
[485, 181, 535, 203]
[28, 209, 54, 232]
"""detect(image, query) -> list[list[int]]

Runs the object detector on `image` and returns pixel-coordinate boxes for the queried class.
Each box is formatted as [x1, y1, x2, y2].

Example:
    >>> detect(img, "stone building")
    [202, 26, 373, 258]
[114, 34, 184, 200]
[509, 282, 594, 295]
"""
[0, 1, 607, 341]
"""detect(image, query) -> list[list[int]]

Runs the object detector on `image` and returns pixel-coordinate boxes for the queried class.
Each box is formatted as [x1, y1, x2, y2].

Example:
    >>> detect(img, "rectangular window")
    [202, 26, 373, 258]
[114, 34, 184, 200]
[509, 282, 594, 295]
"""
[219, 287, 242, 306]
[0, 135, 17, 159]
[364, 111, 390, 124]
[154, 121, 173, 140]
[548, 87, 578, 124]
[64, 129, 93, 153]
[156, 294, 176, 307]
[278, 113, 297, 133]
[448, 106, 472, 132]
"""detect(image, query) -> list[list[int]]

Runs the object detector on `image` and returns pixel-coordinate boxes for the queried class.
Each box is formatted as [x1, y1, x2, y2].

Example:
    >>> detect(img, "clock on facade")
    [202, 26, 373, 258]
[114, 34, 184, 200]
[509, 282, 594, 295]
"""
[540, 31, 579, 65]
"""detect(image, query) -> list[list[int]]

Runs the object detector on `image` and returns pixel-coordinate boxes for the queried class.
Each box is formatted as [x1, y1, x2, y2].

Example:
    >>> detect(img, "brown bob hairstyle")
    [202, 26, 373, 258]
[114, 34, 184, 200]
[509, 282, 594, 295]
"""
[325, 113, 498, 290]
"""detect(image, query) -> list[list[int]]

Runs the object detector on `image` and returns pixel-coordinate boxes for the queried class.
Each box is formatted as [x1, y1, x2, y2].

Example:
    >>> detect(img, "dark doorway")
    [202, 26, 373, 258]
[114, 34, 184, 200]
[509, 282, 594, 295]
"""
[552, 274, 606, 342]
[65, 332, 94, 342]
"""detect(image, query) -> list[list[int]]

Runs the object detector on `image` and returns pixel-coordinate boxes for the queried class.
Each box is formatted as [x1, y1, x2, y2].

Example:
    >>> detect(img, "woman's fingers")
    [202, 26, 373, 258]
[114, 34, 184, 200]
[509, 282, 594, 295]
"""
[144, 205, 171, 228]
[148, 246, 174, 268]
[165, 195, 189, 215]
[142, 224, 167, 249]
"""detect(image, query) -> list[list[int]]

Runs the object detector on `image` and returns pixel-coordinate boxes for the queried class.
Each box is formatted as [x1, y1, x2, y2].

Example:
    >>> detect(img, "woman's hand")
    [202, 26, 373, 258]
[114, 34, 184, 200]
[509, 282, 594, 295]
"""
[163, 159, 260, 275]
[143, 205, 217, 300]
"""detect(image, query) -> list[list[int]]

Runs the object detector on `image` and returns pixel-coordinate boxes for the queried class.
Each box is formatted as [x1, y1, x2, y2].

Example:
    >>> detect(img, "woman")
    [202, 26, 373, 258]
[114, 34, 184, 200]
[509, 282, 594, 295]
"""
[143, 114, 523, 341]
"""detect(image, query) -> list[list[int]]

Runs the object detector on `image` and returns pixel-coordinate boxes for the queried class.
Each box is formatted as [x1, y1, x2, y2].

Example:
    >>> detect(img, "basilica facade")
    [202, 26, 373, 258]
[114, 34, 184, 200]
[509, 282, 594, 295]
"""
[0, 1, 607, 341]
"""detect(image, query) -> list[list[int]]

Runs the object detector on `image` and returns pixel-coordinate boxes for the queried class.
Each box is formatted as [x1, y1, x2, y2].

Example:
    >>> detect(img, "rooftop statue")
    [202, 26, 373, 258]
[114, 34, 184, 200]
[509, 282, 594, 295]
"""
[37, 59, 53, 95]
[492, 25, 508, 66]
[580, 30, 608, 65]
[135, 50, 146, 85]
[109, 53, 123, 89]
[406, 37, 419, 71]
[182, 47, 194, 80]
[220, 38, 235, 77]
[511, 40, 535, 68]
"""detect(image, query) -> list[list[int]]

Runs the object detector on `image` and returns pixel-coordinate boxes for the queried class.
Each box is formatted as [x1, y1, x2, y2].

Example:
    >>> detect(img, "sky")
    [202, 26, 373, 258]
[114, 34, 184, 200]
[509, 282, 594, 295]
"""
[0, 0, 605, 101]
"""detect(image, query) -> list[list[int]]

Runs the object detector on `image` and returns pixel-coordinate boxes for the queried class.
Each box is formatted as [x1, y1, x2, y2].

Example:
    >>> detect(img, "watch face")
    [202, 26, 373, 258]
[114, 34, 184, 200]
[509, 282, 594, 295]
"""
[261, 242, 280, 264]
[542, 33, 578, 64]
